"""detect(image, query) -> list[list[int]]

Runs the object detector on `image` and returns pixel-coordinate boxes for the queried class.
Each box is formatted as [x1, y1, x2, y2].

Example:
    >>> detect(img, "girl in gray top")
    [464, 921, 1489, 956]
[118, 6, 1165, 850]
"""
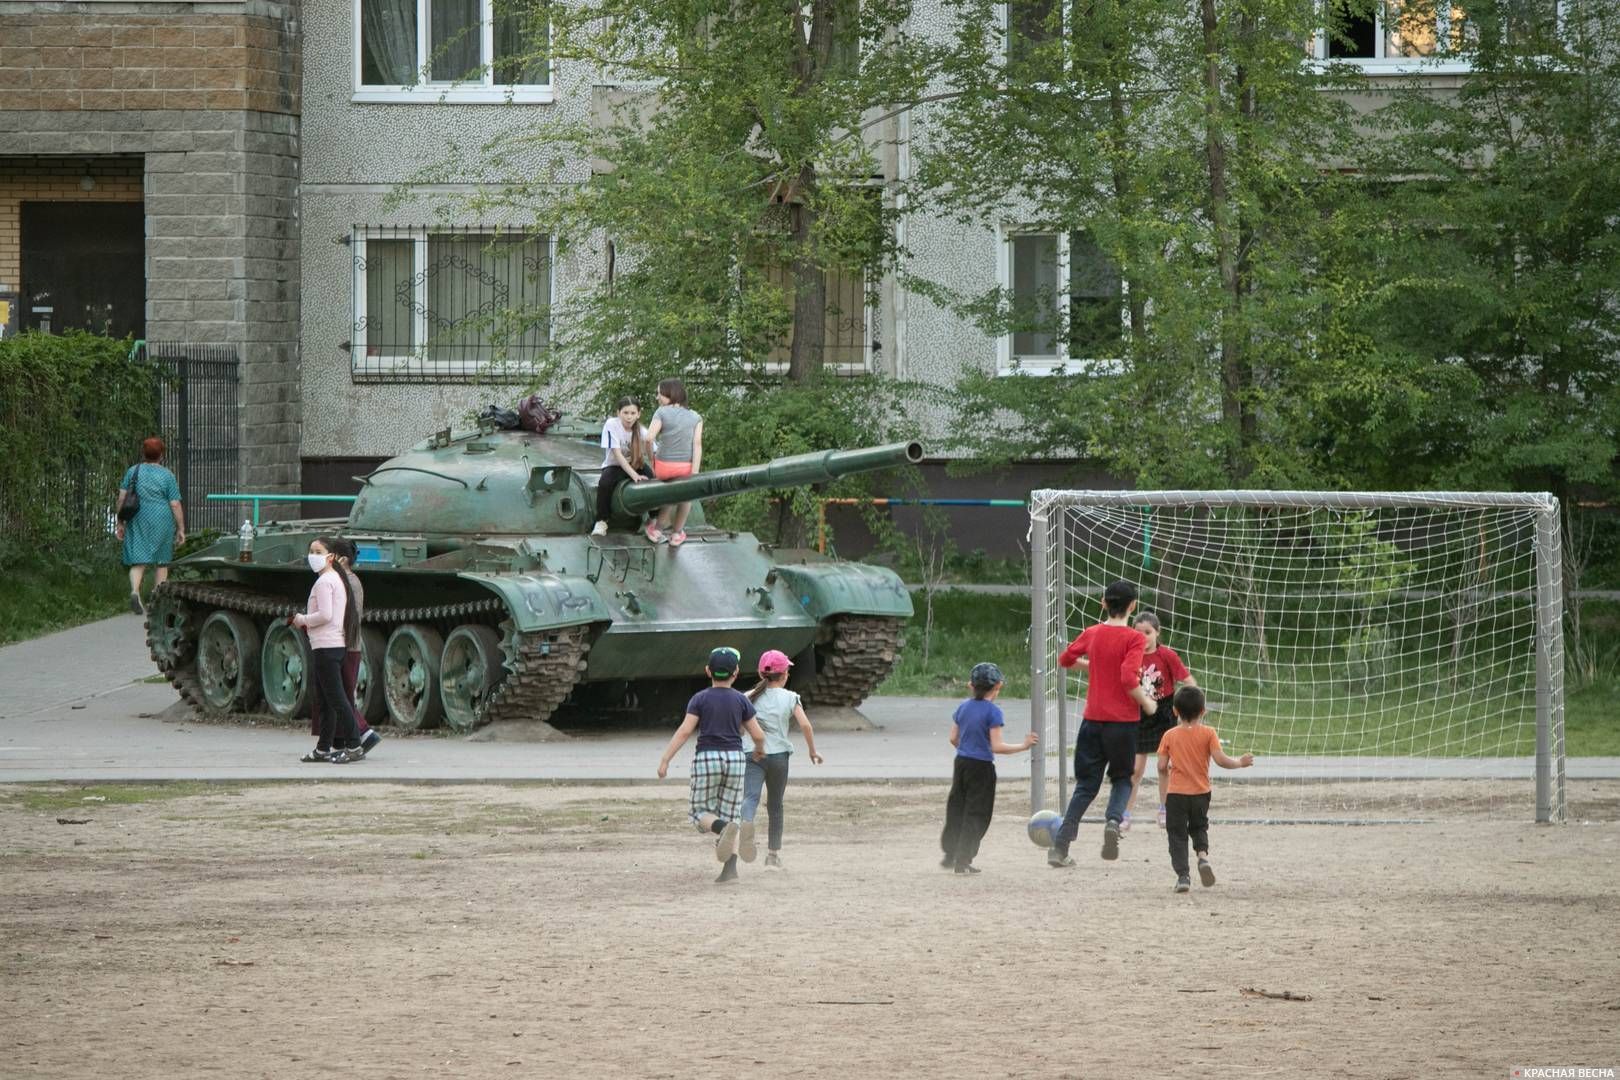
[646, 377, 704, 547]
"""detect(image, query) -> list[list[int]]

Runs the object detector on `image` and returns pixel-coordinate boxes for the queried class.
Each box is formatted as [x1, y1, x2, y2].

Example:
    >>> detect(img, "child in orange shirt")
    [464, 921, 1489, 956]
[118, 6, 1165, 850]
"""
[1157, 686, 1254, 893]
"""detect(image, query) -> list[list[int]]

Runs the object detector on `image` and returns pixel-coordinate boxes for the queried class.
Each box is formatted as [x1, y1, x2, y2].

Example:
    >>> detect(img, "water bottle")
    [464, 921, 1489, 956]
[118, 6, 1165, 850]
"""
[237, 519, 255, 563]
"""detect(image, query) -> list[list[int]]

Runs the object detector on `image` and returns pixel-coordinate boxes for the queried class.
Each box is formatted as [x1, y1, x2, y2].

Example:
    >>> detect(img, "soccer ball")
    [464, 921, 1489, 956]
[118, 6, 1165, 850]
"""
[1027, 809, 1063, 848]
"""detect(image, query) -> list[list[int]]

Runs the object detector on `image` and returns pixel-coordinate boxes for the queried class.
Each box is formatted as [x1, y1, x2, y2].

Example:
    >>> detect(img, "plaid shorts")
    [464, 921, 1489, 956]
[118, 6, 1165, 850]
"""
[689, 750, 748, 827]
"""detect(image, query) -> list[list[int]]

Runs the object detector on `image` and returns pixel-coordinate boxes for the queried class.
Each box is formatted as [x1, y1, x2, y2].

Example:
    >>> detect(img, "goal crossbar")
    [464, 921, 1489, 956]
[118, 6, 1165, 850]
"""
[1028, 489, 1566, 824]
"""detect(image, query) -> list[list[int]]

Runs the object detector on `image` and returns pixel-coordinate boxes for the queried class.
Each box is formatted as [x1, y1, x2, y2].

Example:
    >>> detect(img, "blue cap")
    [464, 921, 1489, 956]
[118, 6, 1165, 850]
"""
[970, 662, 1004, 689]
[708, 646, 741, 678]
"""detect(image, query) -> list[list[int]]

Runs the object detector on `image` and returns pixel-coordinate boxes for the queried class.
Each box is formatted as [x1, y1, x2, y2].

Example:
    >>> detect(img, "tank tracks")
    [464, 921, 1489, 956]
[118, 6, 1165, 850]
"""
[798, 614, 907, 708]
[146, 581, 594, 729]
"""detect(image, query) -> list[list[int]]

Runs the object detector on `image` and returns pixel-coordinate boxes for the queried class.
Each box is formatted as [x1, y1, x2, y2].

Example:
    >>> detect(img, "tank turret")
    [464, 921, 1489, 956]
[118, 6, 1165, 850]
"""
[144, 425, 922, 735]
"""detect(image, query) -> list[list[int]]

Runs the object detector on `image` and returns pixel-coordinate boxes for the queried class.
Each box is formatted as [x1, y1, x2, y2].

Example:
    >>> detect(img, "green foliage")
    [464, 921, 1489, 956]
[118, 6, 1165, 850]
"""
[0, 535, 130, 646]
[0, 331, 157, 542]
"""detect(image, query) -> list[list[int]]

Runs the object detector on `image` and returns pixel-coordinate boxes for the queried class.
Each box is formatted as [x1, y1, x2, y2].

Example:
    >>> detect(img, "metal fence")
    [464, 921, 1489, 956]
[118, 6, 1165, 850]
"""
[137, 342, 241, 535]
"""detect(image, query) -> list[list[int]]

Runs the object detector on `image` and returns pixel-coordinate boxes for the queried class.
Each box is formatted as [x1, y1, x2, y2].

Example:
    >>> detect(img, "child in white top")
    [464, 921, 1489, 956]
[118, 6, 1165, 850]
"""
[739, 649, 822, 869]
[591, 397, 651, 537]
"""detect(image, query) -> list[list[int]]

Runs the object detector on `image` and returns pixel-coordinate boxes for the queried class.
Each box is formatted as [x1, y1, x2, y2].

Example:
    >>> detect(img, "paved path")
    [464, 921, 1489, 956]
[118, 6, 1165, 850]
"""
[3, 616, 1616, 784]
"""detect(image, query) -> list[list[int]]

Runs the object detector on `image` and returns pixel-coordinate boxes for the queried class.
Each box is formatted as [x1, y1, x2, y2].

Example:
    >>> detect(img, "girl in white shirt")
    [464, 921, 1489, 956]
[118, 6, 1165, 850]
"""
[591, 397, 651, 537]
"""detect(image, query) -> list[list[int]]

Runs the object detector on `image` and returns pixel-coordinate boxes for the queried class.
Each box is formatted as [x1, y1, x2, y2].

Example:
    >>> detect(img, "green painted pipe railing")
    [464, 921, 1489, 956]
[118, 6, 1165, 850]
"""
[207, 493, 357, 527]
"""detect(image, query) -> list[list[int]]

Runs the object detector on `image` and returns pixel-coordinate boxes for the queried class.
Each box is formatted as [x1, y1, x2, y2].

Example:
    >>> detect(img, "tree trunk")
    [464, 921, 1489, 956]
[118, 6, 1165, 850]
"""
[786, 162, 826, 383]
[1199, 0, 1250, 481]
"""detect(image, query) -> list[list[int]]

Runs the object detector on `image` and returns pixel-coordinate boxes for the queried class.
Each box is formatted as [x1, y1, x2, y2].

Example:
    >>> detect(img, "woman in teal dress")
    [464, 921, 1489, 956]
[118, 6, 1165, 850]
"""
[115, 437, 186, 615]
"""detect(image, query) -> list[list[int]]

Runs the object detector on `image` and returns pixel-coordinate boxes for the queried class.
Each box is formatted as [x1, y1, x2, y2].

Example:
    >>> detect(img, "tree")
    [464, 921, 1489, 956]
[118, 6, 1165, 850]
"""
[452, 0, 947, 408]
[911, 0, 1371, 485]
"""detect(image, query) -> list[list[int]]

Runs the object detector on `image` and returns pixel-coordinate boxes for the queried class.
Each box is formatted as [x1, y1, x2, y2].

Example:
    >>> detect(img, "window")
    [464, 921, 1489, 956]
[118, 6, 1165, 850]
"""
[355, 0, 551, 103]
[351, 227, 551, 382]
[1312, 0, 1558, 67]
[762, 262, 877, 376]
[998, 229, 1123, 373]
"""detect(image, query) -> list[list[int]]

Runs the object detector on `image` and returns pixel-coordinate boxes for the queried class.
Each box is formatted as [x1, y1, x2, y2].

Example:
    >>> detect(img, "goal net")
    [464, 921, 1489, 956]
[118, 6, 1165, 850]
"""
[1028, 491, 1565, 823]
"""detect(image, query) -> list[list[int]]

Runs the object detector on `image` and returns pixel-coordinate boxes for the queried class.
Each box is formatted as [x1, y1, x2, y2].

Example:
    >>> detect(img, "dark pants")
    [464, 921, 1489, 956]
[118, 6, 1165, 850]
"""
[1165, 792, 1212, 876]
[595, 465, 633, 523]
[940, 756, 998, 867]
[312, 646, 359, 752]
[310, 650, 368, 737]
[1055, 719, 1139, 849]
[741, 751, 790, 850]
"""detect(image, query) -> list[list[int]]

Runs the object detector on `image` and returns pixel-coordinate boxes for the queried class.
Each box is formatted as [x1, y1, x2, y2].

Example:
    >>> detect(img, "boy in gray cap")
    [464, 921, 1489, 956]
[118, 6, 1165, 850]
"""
[658, 646, 768, 884]
[939, 662, 1038, 874]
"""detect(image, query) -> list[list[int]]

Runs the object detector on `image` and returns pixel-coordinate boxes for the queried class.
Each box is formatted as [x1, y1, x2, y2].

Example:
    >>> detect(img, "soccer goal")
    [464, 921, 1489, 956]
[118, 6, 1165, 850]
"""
[1029, 491, 1565, 824]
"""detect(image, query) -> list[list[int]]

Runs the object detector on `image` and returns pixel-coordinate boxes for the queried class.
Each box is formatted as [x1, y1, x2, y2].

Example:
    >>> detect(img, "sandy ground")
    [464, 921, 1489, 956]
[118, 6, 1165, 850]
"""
[2, 779, 1617, 1080]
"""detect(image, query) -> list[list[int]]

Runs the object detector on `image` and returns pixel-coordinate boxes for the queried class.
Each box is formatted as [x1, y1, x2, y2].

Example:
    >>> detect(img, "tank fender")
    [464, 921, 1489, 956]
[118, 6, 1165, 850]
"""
[458, 572, 613, 632]
[772, 563, 913, 621]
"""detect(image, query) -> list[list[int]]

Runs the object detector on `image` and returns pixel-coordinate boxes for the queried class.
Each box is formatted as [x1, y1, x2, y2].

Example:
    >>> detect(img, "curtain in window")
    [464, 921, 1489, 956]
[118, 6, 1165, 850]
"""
[362, 239, 416, 356]
[429, 0, 482, 81]
[494, 0, 551, 85]
[426, 234, 549, 366]
[361, 0, 417, 85]
[1011, 234, 1059, 359]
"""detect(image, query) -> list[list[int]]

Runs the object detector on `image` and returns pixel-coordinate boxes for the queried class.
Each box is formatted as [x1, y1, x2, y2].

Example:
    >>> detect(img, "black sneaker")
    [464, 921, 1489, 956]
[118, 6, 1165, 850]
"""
[360, 729, 382, 754]
[129, 593, 145, 616]
[1174, 875, 1191, 893]
[1198, 857, 1216, 887]
[953, 863, 982, 875]
[300, 748, 332, 763]
[328, 749, 356, 764]
[1101, 821, 1121, 861]
[940, 854, 955, 870]
[715, 858, 739, 885]
[344, 743, 367, 761]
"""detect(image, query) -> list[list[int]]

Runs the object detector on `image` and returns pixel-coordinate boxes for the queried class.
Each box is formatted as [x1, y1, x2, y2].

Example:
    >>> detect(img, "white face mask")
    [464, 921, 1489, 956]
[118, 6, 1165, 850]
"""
[308, 553, 329, 573]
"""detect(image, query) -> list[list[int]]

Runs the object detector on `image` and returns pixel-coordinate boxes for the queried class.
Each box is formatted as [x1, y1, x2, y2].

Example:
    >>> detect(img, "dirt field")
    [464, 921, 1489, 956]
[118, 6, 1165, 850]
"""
[2, 779, 1617, 1080]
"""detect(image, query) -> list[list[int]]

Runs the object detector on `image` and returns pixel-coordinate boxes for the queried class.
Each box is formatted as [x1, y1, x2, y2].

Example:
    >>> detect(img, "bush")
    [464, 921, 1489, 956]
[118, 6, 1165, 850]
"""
[0, 331, 156, 543]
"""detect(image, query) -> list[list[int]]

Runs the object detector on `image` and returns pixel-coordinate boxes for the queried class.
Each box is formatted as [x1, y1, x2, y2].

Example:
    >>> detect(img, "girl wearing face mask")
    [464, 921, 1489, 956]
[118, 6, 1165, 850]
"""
[291, 537, 362, 763]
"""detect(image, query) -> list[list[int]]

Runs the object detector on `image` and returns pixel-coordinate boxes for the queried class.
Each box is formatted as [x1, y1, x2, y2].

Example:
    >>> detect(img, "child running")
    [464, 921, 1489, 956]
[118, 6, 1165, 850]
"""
[1125, 612, 1194, 832]
[1048, 580, 1153, 868]
[739, 649, 823, 870]
[657, 647, 768, 885]
[1158, 686, 1254, 893]
[939, 662, 1038, 875]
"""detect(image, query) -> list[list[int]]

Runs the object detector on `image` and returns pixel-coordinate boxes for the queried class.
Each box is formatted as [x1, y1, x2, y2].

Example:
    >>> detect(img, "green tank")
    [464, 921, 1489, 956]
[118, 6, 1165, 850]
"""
[144, 423, 922, 732]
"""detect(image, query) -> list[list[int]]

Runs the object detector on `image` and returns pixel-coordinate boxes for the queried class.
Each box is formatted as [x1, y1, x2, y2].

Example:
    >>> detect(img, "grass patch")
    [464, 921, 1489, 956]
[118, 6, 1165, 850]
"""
[0, 540, 130, 646]
[876, 590, 1620, 756]
[0, 782, 241, 814]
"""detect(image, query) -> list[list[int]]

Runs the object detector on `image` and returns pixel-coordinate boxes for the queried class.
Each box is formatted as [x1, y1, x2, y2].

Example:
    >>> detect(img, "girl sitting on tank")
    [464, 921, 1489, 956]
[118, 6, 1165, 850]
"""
[591, 397, 651, 537]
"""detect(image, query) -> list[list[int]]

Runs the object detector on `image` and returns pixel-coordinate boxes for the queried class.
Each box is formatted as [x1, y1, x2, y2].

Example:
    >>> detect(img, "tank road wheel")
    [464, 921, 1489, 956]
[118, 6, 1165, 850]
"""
[352, 626, 388, 725]
[385, 623, 444, 731]
[439, 624, 509, 733]
[145, 585, 196, 670]
[261, 620, 313, 721]
[195, 610, 263, 714]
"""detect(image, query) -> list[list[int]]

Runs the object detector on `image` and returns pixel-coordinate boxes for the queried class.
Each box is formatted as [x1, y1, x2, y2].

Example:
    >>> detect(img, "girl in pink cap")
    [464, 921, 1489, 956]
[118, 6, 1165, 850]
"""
[740, 649, 823, 869]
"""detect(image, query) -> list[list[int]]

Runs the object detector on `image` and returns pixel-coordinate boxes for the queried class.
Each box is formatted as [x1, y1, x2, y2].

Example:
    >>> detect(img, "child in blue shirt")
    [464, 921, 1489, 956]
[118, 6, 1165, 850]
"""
[939, 662, 1038, 875]
[658, 646, 768, 885]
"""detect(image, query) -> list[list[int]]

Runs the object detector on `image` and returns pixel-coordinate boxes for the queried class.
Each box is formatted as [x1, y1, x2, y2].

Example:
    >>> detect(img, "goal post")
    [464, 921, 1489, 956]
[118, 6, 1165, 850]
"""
[1029, 490, 1566, 824]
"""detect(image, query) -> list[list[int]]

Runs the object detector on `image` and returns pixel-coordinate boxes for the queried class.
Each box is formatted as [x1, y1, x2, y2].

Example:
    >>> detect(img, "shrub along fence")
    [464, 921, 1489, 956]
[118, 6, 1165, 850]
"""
[0, 332, 240, 544]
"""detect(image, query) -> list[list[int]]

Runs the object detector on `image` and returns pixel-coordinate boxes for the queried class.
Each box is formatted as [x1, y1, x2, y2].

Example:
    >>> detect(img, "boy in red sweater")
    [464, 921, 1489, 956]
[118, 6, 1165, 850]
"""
[1048, 580, 1153, 867]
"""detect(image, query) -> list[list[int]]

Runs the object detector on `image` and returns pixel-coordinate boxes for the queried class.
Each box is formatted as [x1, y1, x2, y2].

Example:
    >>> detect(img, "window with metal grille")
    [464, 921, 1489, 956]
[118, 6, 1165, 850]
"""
[349, 226, 551, 383]
[762, 261, 877, 377]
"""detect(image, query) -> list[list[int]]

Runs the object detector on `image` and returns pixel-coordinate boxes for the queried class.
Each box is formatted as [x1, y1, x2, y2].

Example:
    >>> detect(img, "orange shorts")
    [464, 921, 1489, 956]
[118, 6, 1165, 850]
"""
[652, 460, 693, 481]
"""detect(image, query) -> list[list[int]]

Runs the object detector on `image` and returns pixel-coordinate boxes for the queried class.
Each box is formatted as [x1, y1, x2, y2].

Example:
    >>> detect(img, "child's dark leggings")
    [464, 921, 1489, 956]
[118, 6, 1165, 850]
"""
[1165, 792, 1212, 876]
[595, 465, 633, 522]
[312, 646, 358, 752]
[940, 757, 997, 867]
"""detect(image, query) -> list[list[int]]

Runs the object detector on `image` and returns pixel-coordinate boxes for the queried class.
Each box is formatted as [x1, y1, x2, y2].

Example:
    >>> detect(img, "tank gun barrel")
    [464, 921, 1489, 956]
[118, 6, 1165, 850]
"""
[614, 441, 924, 517]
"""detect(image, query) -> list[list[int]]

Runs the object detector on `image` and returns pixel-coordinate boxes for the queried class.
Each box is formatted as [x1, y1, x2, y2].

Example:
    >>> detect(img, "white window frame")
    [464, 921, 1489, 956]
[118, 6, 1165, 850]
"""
[996, 226, 1126, 377]
[352, 0, 554, 104]
[351, 227, 556, 380]
[1309, 0, 1565, 75]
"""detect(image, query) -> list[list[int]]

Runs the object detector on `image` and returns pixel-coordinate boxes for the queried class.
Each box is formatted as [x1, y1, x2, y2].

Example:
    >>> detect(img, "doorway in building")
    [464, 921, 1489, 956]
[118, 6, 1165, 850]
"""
[20, 201, 145, 338]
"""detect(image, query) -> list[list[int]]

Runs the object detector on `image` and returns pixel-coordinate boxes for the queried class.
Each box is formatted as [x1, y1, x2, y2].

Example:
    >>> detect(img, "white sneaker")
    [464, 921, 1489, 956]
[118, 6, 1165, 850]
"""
[590, 521, 608, 537]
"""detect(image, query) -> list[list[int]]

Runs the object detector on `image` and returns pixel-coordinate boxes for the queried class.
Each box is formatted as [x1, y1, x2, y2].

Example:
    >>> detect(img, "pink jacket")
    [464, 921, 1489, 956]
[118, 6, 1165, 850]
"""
[294, 569, 347, 649]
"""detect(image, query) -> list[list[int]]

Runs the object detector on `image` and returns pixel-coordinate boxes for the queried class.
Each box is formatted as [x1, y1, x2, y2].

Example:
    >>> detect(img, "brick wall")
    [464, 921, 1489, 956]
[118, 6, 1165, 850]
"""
[0, 155, 142, 293]
[0, 11, 300, 116]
